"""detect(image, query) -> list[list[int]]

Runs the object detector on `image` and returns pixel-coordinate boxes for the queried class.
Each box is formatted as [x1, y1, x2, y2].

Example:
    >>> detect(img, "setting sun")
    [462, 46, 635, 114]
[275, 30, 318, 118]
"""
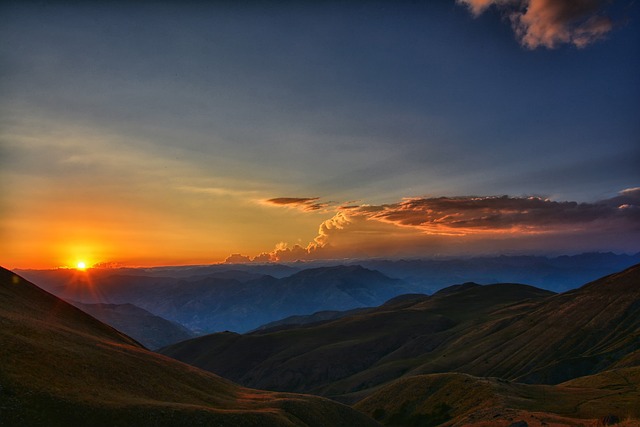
[76, 262, 87, 270]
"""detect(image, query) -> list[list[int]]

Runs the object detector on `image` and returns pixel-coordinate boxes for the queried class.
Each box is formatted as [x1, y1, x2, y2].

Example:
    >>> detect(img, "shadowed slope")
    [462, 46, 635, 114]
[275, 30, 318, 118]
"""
[0, 268, 378, 427]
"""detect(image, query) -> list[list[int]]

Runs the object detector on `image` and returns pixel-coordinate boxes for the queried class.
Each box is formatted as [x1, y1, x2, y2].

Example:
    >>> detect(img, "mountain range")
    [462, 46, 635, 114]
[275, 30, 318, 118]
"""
[160, 264, 640, 426]
[14, 252, 640, 340]
[18, 265, 413, 334]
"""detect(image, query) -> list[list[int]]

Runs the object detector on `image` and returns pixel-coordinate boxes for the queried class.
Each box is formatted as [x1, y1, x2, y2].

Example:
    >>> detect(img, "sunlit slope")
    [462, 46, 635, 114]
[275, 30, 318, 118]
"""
[0, 268, 378, 427]
[408, 264, 640, 384]
[354, 368, 640, 426]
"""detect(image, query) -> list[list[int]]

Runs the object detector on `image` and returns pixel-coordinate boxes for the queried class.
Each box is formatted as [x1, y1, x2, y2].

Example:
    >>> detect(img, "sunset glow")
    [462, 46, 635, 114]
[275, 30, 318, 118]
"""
[1, 2, 638, 269]
[76, 262, 86, 270]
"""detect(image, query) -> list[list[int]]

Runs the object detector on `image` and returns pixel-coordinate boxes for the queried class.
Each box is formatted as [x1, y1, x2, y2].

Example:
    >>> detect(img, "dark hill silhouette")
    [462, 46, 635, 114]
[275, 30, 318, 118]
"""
[0, 267, 378, 427]
[250, 307, 372, 334]
[431, 281, 480, 297]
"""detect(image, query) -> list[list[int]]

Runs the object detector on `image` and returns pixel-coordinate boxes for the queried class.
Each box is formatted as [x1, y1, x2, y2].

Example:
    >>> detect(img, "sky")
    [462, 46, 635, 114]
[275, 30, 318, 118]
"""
[1, 0, 639, 269]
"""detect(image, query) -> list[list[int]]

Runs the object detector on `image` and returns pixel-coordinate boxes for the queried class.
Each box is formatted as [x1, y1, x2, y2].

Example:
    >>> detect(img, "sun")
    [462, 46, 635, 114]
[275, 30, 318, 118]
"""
[76, 261, 87, 270]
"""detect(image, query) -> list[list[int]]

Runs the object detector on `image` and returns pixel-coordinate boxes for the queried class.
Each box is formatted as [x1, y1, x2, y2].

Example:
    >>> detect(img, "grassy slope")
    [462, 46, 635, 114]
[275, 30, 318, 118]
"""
[354, 368, 640, 426]
[0, 268, 379, 427]
[406, 264, 640, 384]
[326, 266, 640, 399]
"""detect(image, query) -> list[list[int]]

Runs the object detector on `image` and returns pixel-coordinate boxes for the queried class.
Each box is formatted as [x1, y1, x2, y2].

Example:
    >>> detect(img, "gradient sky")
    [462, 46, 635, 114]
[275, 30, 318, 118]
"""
[1, 1, 639, 268]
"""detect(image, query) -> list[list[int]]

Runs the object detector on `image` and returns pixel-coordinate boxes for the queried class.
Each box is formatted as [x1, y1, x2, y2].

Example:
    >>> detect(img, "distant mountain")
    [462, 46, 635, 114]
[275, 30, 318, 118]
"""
[18, 265, 413, 333]
[0, 267, 378, 427]
[160, 265, 640, 403]
[17, 263, 298, 282]
[68, 301, 194, 349]
[15, 252, 640, 334]
[355, 252, 640, 292]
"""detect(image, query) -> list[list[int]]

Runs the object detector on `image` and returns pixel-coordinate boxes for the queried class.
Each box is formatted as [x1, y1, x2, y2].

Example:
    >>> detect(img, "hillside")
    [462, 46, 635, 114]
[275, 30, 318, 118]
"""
[354, 368, 640, 426]
[161, 265, 640, 402]
[68, 301, 194, 349]
[406, 264, 640, 384]
[251, 307, 372, 333]
[160, 282, 554, 395]
[0, 267, 378, 427]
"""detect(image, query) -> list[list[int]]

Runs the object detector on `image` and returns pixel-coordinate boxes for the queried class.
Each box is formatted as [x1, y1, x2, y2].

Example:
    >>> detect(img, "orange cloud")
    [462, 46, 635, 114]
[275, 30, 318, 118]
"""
[225, 253, 251, 263]
[458, 0, 616, 49]
[228, 189, 640, 262]
[340, 192, 640, 233]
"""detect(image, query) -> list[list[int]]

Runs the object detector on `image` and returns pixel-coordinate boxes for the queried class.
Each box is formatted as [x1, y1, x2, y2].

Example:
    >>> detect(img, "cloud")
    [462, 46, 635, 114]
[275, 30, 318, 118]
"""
[600, 187, 640, 207]
[459, 0, 512, 16]
[224, 253, 251, 263]
[458, 0, 616, 49]
[264, 197, 329, 212]
[227, 189, 640, 262]
[341, 191, 640, 233]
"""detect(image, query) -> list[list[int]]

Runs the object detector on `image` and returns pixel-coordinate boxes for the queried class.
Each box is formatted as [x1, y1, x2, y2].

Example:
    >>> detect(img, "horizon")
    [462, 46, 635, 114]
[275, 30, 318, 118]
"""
[10, 250, 640, 272]
[2, 1, 639, 269]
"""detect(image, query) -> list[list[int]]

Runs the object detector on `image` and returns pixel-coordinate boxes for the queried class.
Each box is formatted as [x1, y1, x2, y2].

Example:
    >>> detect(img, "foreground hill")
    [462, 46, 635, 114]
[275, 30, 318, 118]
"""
[0, 267, 378, 427]
[161, 265, 640, 402]
[68, 301, 194, 349]
[354, 368, 640, 426]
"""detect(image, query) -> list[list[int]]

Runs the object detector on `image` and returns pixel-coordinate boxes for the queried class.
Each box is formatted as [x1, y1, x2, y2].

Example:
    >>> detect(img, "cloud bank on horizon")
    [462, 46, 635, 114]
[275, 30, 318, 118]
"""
[458, 0, 617, 48]
[227, 188, 640, 263]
